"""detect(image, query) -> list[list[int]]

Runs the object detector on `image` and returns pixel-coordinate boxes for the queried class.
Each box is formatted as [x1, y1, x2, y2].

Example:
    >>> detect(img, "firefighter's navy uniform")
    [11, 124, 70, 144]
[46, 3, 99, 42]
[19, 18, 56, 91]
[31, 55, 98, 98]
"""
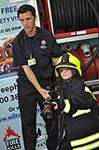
[12, 27, 63, 150]
[55, 52, 99, 150]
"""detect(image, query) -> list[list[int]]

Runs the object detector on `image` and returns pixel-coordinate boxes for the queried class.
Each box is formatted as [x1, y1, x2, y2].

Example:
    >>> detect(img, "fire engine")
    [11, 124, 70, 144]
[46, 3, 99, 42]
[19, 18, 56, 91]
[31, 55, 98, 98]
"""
[36, 0, 99, 101]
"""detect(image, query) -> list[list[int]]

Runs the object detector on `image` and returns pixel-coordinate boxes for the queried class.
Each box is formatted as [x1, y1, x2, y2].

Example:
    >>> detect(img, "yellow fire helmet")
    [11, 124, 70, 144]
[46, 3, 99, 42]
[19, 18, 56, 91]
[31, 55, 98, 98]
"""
[55, 52, 82, 77]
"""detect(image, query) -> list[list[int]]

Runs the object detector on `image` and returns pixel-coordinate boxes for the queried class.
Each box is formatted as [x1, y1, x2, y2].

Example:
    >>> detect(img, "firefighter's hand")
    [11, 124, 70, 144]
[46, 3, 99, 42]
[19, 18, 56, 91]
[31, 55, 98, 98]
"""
[40, 88, 51, 100]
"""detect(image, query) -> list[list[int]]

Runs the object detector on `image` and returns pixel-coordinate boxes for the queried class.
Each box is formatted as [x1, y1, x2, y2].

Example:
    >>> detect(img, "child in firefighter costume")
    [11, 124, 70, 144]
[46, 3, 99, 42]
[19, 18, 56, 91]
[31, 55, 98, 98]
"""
[55, 52, 99, 150]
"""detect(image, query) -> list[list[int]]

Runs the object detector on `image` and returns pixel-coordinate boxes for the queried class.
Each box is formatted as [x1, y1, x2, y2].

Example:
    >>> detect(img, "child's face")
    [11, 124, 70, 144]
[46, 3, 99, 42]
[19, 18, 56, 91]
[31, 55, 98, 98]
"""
[60, 68, 73, 80]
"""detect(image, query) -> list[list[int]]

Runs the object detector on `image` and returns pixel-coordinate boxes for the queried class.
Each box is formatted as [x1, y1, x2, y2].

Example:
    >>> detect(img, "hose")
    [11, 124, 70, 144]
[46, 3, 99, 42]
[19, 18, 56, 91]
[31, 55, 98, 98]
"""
[50, 0, 99, 32]
[83, 0, 99, 72]
[50, 0, 99, 73]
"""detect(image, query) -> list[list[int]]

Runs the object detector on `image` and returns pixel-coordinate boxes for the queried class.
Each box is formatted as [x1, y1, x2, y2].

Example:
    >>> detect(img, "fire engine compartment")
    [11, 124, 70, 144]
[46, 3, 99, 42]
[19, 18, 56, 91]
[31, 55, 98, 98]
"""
[37, 0, 99, 100]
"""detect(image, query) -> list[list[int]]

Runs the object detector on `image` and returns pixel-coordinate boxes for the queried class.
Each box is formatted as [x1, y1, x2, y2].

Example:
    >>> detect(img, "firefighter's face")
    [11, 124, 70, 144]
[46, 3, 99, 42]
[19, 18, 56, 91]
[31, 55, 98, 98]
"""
[19, 11, 36, 36]
[60, 68, 73, 80]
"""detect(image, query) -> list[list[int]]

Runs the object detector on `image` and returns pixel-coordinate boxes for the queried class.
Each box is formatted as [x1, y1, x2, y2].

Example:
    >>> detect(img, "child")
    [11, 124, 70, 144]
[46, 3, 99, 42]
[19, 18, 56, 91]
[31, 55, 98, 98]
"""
[55, 52, 99, 150]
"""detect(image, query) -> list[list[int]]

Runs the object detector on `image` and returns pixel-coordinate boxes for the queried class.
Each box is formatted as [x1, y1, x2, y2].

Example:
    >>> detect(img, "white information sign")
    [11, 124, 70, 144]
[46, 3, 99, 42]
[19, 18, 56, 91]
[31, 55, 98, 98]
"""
[0, 73, 47, 150]
[0, 0, 40, 47]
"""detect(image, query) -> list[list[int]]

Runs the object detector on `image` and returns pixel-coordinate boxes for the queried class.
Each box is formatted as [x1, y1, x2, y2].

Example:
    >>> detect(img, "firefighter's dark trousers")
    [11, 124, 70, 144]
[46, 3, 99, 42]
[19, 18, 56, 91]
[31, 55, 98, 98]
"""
[17, 78, 58, 150]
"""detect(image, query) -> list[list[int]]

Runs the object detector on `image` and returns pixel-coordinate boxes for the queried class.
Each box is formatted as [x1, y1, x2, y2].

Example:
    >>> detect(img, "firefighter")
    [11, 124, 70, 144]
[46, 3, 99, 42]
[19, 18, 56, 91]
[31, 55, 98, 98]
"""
[55, 52, 99, 150]
[12, 4, 63, 150]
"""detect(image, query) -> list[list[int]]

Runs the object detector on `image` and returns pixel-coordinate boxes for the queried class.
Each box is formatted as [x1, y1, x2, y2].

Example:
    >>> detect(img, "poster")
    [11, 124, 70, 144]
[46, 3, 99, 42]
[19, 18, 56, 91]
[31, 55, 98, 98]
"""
[0, 73, 47, 150]
[0, 0, 40, 47]
[0, 0, 40, 74]
[0, 73, 25, 150]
